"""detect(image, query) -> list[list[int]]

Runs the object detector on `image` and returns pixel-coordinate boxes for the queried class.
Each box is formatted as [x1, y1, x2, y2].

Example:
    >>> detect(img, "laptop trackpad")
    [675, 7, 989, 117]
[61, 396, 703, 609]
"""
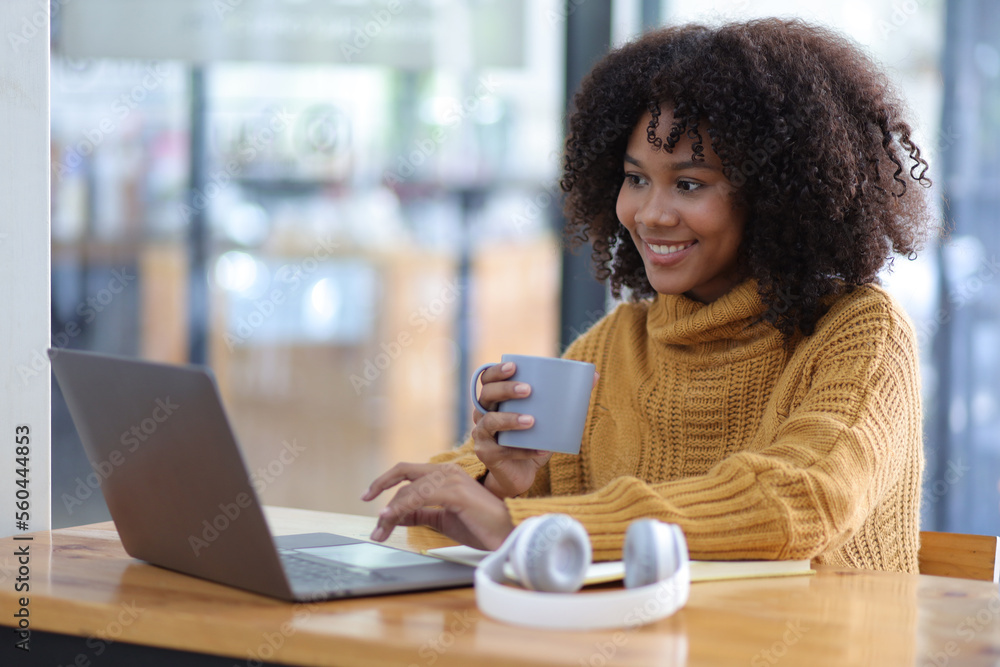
[295, 543, 437, 569]
[276, 532, 447, 569]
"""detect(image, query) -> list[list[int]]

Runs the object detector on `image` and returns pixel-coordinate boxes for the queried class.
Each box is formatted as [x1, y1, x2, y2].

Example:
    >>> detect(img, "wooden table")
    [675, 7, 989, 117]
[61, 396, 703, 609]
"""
[2, 507, 999, 666]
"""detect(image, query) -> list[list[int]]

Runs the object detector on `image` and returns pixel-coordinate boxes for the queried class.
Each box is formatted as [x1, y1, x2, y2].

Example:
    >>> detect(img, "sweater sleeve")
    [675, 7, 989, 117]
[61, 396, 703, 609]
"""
[429, 439, 486, 481]
[505, 296, 923, 561]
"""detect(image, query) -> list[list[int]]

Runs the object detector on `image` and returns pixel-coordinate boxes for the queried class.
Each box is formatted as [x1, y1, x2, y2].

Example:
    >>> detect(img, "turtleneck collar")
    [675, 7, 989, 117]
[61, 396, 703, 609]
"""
[646, 280, 778, 347]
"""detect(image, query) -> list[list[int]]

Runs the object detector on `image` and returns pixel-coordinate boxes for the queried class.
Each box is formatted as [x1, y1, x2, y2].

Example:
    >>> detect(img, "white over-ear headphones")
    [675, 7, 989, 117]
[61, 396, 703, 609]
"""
[475, 514, 690, 630]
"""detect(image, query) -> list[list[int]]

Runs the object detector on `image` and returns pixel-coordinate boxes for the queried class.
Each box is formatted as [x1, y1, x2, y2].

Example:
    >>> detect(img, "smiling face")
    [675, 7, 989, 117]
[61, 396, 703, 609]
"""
[615, 111, 746, 303]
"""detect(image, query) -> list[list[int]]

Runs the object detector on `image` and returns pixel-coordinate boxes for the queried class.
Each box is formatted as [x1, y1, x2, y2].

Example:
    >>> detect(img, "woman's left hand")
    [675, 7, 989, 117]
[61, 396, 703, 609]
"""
[362, 463, 515, 550]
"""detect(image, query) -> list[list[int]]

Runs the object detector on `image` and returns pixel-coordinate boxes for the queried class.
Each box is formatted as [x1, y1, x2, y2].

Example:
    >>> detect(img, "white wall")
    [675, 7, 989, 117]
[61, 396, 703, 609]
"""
[0, 1, 51, 537]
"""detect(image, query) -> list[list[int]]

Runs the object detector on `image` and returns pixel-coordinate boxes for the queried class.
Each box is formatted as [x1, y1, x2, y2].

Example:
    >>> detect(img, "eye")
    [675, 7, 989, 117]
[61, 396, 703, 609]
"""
[623, 173, 647, 188]
[677, 180, 703, 192]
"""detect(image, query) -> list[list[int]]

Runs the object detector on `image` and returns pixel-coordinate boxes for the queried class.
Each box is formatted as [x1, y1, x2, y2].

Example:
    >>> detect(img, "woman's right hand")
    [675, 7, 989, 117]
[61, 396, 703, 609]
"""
[470, 361, 553, 499]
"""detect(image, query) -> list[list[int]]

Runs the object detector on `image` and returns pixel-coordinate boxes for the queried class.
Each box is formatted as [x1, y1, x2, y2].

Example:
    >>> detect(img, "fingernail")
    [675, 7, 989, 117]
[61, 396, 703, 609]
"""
[371, 526, 386, 541]
[501, 362, 514, 372]
[517, 415, 534, 426]
[360, 489, 371, 500]
[514, 383, 530, 396]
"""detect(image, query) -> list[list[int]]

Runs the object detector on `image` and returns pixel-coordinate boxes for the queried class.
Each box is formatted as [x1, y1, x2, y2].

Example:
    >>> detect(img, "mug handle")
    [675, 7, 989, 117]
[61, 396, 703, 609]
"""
[470, 362, 498, 414]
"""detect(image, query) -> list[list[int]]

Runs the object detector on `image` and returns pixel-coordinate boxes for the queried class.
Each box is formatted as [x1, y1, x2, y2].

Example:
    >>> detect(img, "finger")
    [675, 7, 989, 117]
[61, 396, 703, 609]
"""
[472, 362, 523, 413]
[370, 507, 437, 542]
[477, 380, 531, 412]
[374, 506, 487, 551]
[361, 462, 443, 501]
[372, 476, 511, 550]
[471, 408, 531, 426]
[480, 361, 517, 384]
[472, 412, 534, 443]
[371, 475, 454, 540]
[395, 507, 446, 531]
[593, 371, 600, 388]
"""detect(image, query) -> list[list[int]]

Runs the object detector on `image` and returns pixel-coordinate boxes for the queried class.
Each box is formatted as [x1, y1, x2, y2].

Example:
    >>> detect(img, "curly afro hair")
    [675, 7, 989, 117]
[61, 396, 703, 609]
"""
[561, 18, 933, 338]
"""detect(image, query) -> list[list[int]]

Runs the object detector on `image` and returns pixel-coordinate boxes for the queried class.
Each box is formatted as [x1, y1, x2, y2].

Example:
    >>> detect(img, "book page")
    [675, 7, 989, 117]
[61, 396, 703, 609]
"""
[425, 545, 814, 584]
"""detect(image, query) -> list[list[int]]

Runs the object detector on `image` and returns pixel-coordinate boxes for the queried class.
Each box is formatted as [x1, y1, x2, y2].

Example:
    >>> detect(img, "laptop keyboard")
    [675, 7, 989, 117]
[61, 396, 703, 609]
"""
[279, 551, 387, 594]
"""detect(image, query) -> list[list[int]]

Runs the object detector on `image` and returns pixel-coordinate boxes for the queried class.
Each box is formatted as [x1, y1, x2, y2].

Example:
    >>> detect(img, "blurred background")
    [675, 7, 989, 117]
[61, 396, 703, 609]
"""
[48, 0, 999, 538]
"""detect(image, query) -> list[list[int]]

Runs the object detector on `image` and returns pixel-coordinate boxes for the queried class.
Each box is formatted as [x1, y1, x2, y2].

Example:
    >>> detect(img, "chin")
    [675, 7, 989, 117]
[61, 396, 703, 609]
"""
[643, 273, 688, 297]
[647, 282, 689, 297]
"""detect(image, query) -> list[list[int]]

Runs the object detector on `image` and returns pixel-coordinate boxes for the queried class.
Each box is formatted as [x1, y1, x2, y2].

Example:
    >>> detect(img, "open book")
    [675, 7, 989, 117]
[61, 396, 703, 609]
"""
[425, 545, 813, 585]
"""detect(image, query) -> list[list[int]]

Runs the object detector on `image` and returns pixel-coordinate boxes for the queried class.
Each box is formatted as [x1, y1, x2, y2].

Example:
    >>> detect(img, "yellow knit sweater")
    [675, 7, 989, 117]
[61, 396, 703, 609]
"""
[433, 280, 924, 572]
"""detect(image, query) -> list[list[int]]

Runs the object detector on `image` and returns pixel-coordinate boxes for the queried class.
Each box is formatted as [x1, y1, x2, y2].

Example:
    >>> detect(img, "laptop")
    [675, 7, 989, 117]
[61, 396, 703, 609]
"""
[49, 348, 475, 602]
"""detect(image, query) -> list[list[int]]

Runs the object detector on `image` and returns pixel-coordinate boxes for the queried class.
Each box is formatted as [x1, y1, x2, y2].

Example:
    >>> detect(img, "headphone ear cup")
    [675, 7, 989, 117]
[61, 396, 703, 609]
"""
[666, 523, 689, 576]
[509, 514, 591, 593]
[623, 519, 682, 589]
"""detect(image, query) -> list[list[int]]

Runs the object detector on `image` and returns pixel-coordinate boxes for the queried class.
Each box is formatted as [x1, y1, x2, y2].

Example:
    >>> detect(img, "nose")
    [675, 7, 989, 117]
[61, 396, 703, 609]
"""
[634, 191, 679, 228]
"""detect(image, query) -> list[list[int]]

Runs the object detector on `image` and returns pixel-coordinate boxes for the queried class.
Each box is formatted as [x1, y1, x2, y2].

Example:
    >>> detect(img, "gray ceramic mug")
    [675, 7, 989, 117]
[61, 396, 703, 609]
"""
[469, 354, 595, 455]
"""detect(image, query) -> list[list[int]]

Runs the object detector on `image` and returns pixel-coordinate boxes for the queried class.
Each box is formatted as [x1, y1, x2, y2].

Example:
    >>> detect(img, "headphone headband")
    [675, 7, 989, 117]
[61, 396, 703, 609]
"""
[475, 562, 690, 631]
[475, 515, 690, 631]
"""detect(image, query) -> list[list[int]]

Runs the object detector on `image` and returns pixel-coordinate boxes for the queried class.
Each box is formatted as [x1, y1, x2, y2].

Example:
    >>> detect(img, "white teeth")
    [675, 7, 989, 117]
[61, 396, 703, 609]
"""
[647, 242, 693, 255]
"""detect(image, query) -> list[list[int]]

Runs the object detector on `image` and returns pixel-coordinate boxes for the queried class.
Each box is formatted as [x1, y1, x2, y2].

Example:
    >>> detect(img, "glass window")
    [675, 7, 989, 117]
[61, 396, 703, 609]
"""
[50, 0, 565, 527]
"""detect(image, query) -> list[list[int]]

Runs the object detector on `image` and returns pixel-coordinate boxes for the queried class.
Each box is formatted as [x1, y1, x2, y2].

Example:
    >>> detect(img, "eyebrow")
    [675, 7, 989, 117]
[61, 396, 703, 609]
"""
[623, 152, 721, 172]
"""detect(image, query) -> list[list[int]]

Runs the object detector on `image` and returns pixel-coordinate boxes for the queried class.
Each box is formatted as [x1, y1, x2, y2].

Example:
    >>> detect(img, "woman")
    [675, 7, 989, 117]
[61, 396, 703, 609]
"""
[363, 18, 933, 572]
